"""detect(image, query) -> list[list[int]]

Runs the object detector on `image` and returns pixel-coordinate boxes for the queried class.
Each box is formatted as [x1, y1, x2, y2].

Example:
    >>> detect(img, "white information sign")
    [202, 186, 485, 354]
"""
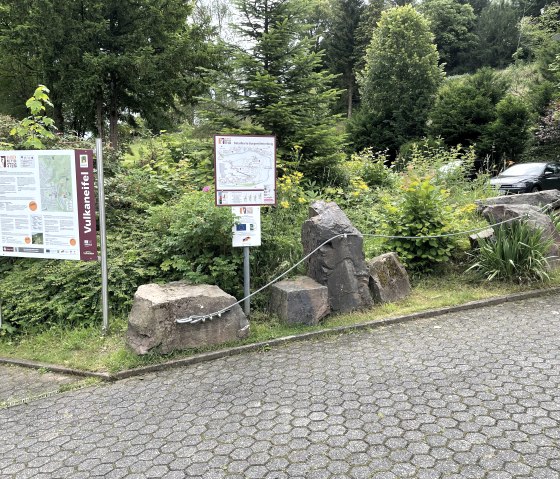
[215, 135, 276, 206]
[232, 206, 261, 247]
[0, 149, 97, 261]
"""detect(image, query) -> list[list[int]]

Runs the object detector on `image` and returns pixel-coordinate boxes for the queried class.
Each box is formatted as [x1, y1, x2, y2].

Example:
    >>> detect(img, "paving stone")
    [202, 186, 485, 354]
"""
[1, 295, 560, 478]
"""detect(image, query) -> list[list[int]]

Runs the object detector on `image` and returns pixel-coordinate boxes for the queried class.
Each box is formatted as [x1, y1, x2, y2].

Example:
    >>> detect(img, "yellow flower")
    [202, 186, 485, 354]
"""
[297, 197, 306, 204]
[280, 200, 290, 208]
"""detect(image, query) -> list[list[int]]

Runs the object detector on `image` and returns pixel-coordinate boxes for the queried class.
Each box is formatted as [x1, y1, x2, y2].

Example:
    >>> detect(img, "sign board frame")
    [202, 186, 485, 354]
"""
[0, 149, 97, 261]
[214, 135, 276, 207]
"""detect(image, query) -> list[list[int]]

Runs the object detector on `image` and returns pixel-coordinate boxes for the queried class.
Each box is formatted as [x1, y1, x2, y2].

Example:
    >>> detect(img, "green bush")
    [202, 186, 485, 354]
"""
[147, 190, 243, 296]
[349, 148, 396, 189]
[467, 220, 552, 283]
[0, 227, 161, 335]
[383, 173, 457, 271]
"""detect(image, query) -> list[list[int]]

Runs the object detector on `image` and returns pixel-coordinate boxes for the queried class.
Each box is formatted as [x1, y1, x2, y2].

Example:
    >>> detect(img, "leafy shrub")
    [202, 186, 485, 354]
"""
[383, 173, 456, 271]
[349, 148, 396, 189]
[147, 190, 243, 296]
[9, 85, 56, 149]
[467, 221, 552, 283]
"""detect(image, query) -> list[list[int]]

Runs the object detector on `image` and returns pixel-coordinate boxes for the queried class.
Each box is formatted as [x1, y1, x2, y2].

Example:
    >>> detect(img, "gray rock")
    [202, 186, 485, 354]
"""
[476, 190, 560, 213]
[302, 201, 373, 313]
[269, 276, 330, 325]
[481, 203, 560, 262]
[469, 228, 494, 249]
[367, 253, 411, 304]
[126, 283, 249, 355]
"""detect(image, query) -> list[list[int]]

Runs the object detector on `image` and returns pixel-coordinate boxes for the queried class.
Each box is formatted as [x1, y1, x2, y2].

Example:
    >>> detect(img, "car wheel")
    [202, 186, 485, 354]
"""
[531, 186, 541, 193]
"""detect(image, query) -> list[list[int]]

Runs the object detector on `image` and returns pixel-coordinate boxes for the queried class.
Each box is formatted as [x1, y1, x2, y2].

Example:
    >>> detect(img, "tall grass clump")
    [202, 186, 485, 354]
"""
[467, 220, 552, 283]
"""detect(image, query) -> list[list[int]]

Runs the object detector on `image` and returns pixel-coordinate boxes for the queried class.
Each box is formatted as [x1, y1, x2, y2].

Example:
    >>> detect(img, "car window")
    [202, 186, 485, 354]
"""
[500, 163, 546, 176]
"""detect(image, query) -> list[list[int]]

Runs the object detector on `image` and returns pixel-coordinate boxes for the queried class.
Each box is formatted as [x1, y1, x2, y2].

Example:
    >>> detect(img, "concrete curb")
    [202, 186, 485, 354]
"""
[2, 287, 558, 381]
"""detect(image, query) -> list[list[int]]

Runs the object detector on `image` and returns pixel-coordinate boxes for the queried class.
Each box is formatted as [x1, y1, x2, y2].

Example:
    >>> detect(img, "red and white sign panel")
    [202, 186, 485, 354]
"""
[0, 149, 97, 261]
[214, 135, 276, 207]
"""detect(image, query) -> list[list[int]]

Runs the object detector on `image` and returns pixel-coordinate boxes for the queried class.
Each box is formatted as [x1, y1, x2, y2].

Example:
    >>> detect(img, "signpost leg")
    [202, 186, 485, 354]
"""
[95, 139, 109, 334]
[243, 246, 250, 317]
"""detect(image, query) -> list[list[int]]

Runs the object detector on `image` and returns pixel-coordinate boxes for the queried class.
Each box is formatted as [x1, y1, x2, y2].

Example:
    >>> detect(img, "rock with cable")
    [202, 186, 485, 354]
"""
[269, 276, 330, 325]
[302, 201, 373, 313]
[126, 282, 249, 355]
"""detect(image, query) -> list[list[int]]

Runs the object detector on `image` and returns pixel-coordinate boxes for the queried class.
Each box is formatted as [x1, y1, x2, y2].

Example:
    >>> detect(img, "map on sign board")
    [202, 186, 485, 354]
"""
[0, 150, 97, 261]
[214, 135, 276, 206]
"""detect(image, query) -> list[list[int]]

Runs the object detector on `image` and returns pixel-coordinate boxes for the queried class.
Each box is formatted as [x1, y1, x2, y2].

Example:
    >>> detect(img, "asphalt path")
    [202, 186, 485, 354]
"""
[1, 295, 559, 478]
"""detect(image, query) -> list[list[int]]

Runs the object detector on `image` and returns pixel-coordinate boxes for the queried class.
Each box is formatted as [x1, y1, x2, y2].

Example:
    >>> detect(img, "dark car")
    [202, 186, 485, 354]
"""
[490, 162, 560, 194]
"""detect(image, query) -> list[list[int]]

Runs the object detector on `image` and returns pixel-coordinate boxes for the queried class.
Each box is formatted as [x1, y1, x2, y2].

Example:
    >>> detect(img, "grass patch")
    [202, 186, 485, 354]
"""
[1, 271, 559, 373]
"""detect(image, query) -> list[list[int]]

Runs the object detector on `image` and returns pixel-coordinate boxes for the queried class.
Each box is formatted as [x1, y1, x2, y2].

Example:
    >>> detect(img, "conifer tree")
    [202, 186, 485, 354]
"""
[210, 0, 346, 183]
[0, 0, 219, 148]
[323, 0, 365, 118]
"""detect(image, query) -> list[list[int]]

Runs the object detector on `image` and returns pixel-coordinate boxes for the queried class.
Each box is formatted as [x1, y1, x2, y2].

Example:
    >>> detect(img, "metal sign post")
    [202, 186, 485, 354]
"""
[95, 139, 109, 334]
[243, 246, 250, 316]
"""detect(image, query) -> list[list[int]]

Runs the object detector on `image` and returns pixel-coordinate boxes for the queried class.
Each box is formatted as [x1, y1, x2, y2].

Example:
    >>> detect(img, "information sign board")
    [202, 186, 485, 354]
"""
[0, 149, 97, 261]
[214, 135, 276, 206]
[232, 206, 261, 247]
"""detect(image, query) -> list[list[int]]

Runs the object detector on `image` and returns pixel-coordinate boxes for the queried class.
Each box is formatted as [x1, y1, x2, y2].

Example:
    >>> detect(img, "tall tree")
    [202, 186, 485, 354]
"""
[323, 0, 365, 117]
[208, 0, 346, 183]
[473, 0, 520, 69]
[418, 0, 478, 74]
[350, 5, 443, 154]
[0, 0, 219, 148]
[353, 0, 386, 72]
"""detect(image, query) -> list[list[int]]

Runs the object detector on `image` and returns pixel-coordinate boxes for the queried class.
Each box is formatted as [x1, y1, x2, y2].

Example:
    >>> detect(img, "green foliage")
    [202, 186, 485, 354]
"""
[9, 85, 56, 149]
[147, 191, 243, 295]
[428, 68, 510, 164]
[345, 148, 396, 189]
[322, 0, 365, 116]
[353, 5, 443, 154]
[0, 0, 221, 148]
[526, 99, 560, 162]
[471, 0, 519, 70]
[0, 226, 162, 335]
[382, 173, 457, 271]
[519, 3, 560, 79]
[467, 221, 552, 283]
[482, 94, 531, 163]
[207, 0, 347, 184]
[418, 0, 478, 74]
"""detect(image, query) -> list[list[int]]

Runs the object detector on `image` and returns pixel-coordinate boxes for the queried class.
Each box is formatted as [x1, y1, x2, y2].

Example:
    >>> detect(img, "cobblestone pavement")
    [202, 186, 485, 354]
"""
[1, 295, 560, 478]
[0, 364, 79, 405]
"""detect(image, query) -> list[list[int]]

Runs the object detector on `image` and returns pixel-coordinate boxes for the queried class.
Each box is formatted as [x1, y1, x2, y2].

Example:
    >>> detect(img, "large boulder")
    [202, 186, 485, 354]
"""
[367, 253, 411, 304]
[126, 283, 249, 355]
[269, 276, 330, 325]
[477, 190, 560, 213]
[481, 203, 560, 261]
[302, 201, 373, 313]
